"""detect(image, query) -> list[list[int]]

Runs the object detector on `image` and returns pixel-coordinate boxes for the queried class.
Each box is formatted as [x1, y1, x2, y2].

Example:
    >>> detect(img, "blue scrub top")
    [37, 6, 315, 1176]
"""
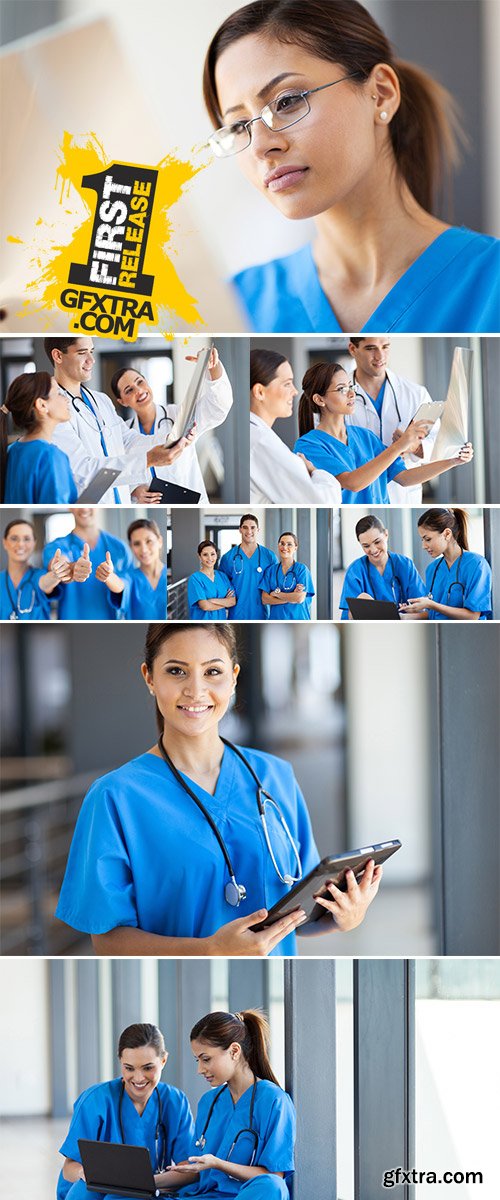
[0, 567, 56, 620]
[179, 1080, 295, 1198]
[231, 228, 500, 333]
[293, 427, 406, 505]
[259, 561, 315, 621]
[43, 532, 133, 620]
[4, 439, 78, 504]
[115, 564, 168, 620]
[57, 1077, 195, 1200]
[187, 570, 232, 620]
[55, 746, 319, 957]
[219, 545, 278, 619]
[339, 553, 426, 618]
[424, 551, 492, 620]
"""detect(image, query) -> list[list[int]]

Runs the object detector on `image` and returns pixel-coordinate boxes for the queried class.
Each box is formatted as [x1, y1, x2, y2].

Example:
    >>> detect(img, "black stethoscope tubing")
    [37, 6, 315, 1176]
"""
[195, 1079, 259, 1163]
[233, 545, 262, 574]
[352, 371, 402, 429]
[366, 554, 404, 605]
[61, 384, 109, 437]
[156, 736, 302, 906]
[273, 563, 298, 592]
[118, 1081, 167, 1173]
[5, 568, 36, 618]
[427, 551, 465, 603]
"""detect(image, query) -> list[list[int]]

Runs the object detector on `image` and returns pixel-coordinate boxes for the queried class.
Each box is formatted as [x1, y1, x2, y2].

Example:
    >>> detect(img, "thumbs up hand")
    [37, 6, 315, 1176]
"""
[95, 550, 114, 582]
[72, 543, 93, 582]
[49, 548, 73, 583]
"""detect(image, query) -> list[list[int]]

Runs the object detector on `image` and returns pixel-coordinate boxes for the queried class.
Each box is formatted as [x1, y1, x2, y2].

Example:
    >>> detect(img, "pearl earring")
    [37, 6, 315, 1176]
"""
[380, 111, 388, 121]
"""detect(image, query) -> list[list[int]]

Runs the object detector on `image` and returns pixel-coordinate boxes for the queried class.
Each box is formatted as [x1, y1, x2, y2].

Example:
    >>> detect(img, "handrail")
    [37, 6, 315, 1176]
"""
[1, 771, 101, 814]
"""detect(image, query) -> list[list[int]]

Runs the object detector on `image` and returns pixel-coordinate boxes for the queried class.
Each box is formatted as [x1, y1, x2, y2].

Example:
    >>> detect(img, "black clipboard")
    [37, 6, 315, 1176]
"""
[151, 477, 201, 505]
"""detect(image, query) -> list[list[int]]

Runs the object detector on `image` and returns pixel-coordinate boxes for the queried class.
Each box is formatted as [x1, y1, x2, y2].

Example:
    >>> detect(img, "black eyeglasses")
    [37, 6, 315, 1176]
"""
[209, 73, 361, 157]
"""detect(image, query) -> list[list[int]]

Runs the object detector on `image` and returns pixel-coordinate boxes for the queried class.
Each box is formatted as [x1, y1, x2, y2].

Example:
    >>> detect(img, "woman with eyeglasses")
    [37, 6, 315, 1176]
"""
[259, 533, 315, 621]
[293, 362, 474, 505]
[56, 624, 382, 957]
[339, 514, 427, 619]
[57, 1023, 195, 1200]
[399, 508, 493, 620]
[155, 1010, 294, 1199]
[203, 0, 499, 334]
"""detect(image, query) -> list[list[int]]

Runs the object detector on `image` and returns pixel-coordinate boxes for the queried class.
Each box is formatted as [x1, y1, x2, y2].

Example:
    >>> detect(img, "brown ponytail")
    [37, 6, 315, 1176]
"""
[298, 361, 344, 437]
[418, 508, 469, 551]
[203, 0, 464, 217]
[190, 1009, 281, 1087]
[0, 371, 53, 503]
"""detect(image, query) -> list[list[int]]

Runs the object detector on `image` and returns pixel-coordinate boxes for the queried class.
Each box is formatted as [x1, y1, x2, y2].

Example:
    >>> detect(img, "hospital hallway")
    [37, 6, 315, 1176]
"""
[0, 1117, 67, 1200]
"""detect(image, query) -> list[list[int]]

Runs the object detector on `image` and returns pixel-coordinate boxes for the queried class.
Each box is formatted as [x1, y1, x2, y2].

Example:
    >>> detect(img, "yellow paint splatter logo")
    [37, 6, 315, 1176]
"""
[17, 133, 205, 338]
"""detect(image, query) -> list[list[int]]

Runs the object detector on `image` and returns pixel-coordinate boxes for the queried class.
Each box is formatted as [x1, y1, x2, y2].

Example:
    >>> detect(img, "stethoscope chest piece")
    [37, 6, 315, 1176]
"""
[256, 566, 262, 573]
[225, 879, 247, 907]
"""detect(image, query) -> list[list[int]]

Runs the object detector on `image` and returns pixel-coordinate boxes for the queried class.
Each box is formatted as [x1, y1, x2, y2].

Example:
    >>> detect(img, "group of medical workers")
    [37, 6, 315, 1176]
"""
[58, 1014, 295, 1199]
[250, 340, 473, 505]
[340, 508, 493, 621]
[0, 510, 167, 621]
[187, 514, 315, 622]
[0, 338, 232, 505]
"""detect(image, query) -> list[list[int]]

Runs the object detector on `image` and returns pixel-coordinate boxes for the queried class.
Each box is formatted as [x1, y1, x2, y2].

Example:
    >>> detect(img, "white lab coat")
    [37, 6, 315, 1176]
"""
[250, 412, 342, 504]
[52, 387, 166, 504]
[129, 367, 233, 503]
[346, 369, 440, 504]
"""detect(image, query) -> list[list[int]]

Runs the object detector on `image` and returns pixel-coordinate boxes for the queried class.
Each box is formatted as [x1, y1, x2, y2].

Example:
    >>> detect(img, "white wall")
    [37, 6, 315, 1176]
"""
[0, 961, 50, 1115]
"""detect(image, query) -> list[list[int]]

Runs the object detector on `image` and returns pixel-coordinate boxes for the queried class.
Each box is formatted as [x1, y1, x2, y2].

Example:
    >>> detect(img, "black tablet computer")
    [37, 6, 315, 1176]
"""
[250, 839, 402, 931]
[347, 597, 401, 621]
[78, 1140, 158, 1198]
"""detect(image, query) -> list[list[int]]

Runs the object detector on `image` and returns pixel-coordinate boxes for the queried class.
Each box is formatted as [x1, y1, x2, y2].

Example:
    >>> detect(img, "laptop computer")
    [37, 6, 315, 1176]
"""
[347, 597, 401, 620]
[78, 1140, 161, 1198]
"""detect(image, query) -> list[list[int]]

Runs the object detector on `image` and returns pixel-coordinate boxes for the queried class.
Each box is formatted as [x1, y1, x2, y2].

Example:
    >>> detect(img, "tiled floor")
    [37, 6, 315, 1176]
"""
[0, 1117, 67, 1200]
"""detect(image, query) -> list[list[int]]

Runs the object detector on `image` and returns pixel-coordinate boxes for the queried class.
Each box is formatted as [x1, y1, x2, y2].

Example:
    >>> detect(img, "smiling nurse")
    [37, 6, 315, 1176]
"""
[203, 0, 499, 333]
[55, 624, 382, 956]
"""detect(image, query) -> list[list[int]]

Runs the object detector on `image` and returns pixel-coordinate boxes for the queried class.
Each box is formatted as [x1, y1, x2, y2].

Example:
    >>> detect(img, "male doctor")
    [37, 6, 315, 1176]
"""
[45, 337, 194, 504]
[347, 338, 440, 503]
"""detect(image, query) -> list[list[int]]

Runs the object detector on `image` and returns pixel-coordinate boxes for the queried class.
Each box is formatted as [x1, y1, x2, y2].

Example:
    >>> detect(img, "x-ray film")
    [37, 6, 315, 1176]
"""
[431, 347, 473, 460]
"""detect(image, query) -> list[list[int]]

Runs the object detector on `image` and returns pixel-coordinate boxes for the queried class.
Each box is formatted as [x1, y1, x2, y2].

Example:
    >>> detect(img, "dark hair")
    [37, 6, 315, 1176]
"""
[190, 1010, 280, 1086]
[298, 361, 345, 436]
[198, 539, 218, 555]
[355, 515, 386, 539]
[349, 338, 363, 348]
[279, 530, 298, 546]
[111, 367, 135, 400]
[0, 372, 53, 503]
[118, 1023, 166, 1058]
[417, 507, 469, 551]
[250, 348, 288, 389]
[127, 518, 162, 542]
[44, 338, 80, 365]
[3, 519, 36, 539]
[239, 513, 259, 528]
[143, 623, 239, 733]
[204, 0, 463, 216]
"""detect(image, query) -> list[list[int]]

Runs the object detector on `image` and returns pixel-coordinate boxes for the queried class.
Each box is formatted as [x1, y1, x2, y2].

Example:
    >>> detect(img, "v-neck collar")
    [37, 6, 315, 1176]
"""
[300, 228, 472, 332]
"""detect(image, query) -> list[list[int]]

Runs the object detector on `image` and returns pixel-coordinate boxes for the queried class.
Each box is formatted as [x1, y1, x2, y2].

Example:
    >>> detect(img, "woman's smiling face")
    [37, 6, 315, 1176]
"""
[214, 34, 379, 220]
[142, 627, 239, 740]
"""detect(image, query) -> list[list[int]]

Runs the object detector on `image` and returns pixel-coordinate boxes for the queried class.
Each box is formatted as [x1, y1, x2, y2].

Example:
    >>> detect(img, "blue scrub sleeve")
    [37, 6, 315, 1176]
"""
[257, 1091, 295, 1175]
[339, 562, 366, 618]
[387, 454, 407, 482]
[299, 564, 315, 599]
[40, 449, 77, 503]
[59, 1091, 104, 1161]
[293, 435, 345, 477]
[258, 565, 275, 594]
[187, 572, 208, 611]
[404, 561, 427, 599]
[55, 783, 139, 934]
[107, 574, 132, 616]
[219, 549, 235, 581]
[170, 1090, 197, 1163]
[463, 557, 493, 614]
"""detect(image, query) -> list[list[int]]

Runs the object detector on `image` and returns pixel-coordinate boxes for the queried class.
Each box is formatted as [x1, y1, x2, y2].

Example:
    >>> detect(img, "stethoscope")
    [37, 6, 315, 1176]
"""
[196, 1079, 259, 1164]
[352, 371, 401, 432]
[61, 384, 109, 437]
[5, 569, 36, 619]
[273, 562, 298, 592]
[156, 736, 303, 906]
[427, 551, 465, 604]
[118, 1081, 168, 1173]
[138, 406, 175, 436]
[232, 545, 262, 575]
[366, 554, 405, 606]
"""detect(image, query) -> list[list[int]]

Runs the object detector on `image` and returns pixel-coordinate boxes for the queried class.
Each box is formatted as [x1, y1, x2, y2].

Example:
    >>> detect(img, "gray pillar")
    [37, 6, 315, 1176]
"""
[484, 508, 500, 618]
[111, 961, 142, 1056]
[284, 959, 336, 1200]
[214, 337, 250, 504]
[177, 962, 212, 1110]
[315, 507, 332, 619]
[354, 960, 415, 1200]
[228, 962, 269, 1014]
[50, 961, 69, 1116]
[482, 338, 500, 499]
[434, 627, 500, 953]
[77, 961, 101, 1095]
[171, 508, 203, 585]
